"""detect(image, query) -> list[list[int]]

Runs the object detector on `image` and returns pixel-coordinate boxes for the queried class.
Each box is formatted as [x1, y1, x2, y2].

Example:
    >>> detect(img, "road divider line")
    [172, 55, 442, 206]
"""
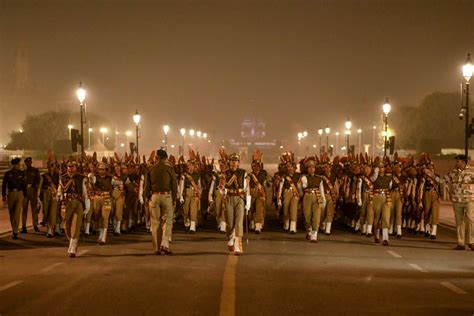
[387, 250, 402, 258]
[77, 250, 89, 257]
[0, 280, 23, 292]
[441, 282, 467, 294]
[219, 255, 238, 316]
[40, 262, 64, 273]
[408, 263, 429, 273]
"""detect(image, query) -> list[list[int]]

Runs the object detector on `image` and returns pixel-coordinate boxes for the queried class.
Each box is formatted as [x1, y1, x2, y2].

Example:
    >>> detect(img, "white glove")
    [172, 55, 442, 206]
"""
[180, 197, 185, 204]
[139, 197, 144, 205]
[245, 195, 251, 215]
[277, 199, 282, 208]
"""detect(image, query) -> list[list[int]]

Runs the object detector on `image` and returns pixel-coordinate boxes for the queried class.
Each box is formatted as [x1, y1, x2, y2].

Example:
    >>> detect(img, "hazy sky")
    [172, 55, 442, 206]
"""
[0, 0, 473, 147]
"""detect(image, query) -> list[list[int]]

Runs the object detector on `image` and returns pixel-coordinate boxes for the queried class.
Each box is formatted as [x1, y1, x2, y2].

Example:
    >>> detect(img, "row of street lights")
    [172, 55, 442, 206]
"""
[296, 98, 392, 157]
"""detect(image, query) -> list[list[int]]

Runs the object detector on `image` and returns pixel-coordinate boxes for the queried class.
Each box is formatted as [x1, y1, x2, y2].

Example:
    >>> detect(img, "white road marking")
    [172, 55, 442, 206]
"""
[0, 280, 23, 292]
[77, 250, 89, 257]
[440, 282, 467, 294]
[408, 263, 429, 273]
[40, 262, 64, 273]
[387, 250, 402, 258]
[219, 255, 238, 316]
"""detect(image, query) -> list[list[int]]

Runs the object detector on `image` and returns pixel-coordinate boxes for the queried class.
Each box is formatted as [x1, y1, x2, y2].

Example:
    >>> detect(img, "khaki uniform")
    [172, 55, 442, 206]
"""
[2, 168, 26, 235]
[111, 174, 125, 233]
[390, 174, 403, 236]
[58, 172, 89, 256]
[370, 170, 392, 243]
[279, 172, 302, 232]
[41, 172, 60, 236]
[223, 168, 249, 254]
[249, 170, 267, 231]
[146, 160, 178, 253]
[301, 174, 324, 236]
[180, 172, 201, 231]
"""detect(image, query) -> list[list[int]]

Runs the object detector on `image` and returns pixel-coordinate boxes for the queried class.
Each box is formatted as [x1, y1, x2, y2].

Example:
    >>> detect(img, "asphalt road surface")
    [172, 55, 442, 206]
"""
[1, 208, 473, 316]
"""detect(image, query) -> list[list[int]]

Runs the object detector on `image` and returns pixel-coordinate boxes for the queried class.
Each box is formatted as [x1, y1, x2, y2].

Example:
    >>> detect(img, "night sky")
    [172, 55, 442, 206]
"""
[0, 0, 473, 147]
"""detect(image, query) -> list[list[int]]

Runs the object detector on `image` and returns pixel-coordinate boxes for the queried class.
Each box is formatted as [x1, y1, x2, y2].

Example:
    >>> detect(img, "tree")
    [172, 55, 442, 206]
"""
[6, 110, 112, 152]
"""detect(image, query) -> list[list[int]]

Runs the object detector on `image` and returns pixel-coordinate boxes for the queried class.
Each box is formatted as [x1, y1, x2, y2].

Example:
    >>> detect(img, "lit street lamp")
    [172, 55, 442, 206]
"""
[345, 119, 352, 153]
[180, 128, 186, 155]
[462, 53, 473, 163]
[88, 127, 93, 150]
[189, 129, 195, 137]
[382, 98, 391, 157]
[372, 125, 376, 157]
[325, 126, 330, 155]
[357, 128, 362, 154]
[125, 131, 132, 154]
[318, 128, 323, 153]
[133, 109, 141, 156]
[100, 127, 108, 145]
[335, 131, 339, 155]
[76, 82, 87, 166]
[68, 124, 73, 140]
[163, 124, 170, 151]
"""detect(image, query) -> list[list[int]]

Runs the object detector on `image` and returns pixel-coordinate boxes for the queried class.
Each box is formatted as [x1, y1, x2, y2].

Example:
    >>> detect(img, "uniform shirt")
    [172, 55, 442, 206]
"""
[147, 160, 178, 201]
[179, 172, 202, 200]
[57, 172, 90, 211]
[249, 170, 268, 189]
[40, 172, 60, 194]
[2, 168, 27, 197]
[278, 172, 303, 198]
[445, 166, 474, 203]
[301, 173, 326, 206]
[371, 168, 392, 190]
[24, 166, 41, 188]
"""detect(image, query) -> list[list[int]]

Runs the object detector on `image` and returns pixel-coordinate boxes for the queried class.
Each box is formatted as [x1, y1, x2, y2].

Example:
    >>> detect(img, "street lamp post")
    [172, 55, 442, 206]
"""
[325, 126, 330, 155]
[163, 125, 170, 151]
[463, 53, 473, 163]
[76, 82, 86, 167]
[180, 128, 186, 155]
[100, 127, 108, 145]
[133, 110, 141, 156]
[357, 128, 362, 154]
[335, 131, 339, 155]
[318, 128, 323, 154]
[345, 119, 352, 154]
[88, 127, 93, 150]
[68, 124, 73, 140]
[372, 125, 376, 157]
[382, 98, 391, 157]
[115, 128, 119, 151]
[125, 131, 132, 154]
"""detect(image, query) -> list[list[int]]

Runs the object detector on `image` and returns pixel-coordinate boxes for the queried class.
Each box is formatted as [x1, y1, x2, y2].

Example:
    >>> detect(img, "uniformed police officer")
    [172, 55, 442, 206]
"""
[146, 149, 178, 255]
[2, 158, 26, 239]
[22, 157, 41, 233]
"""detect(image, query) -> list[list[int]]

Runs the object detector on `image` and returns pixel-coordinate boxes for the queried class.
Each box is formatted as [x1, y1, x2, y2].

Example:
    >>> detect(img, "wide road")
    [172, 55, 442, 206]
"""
[0, 209, 473, 316]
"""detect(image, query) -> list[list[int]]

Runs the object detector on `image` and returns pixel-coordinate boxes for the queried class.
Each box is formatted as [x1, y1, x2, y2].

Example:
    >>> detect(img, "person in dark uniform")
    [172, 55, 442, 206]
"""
[2, 158, 26, 239]
[145, 149, 178, 255]
[22, 157, 41, 233]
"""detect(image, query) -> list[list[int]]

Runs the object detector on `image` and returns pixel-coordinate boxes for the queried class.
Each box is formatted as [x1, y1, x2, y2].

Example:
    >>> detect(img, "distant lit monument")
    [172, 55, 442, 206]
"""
[241, 118, 266, 140]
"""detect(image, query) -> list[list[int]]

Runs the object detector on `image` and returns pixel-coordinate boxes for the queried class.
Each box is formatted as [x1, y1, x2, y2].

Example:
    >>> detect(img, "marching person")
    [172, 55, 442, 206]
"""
[370, 160, 392, 246]
[57, 161, 90, 258]
[301, 157, 326, 242]
[222, 153, 251, 255]
[89, 162, 114, 245]
[179, 159, 202, 234]
[22, 157, 41, 233]
[418, 162, 441, 239]
[209, 159, 228, 233]
[248, 150, 268, 234]
[356, 164, 374, 236]
[277, 153, 302, 234]
[39, 161, 60, 238]
[2, 158, 26, 239]
[321, 159, 338, 235]
[445, 155, 474, 250]
[111, 164, 126, 235]
[390, 161, 403, 238]
[146, 149, 178, 255]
